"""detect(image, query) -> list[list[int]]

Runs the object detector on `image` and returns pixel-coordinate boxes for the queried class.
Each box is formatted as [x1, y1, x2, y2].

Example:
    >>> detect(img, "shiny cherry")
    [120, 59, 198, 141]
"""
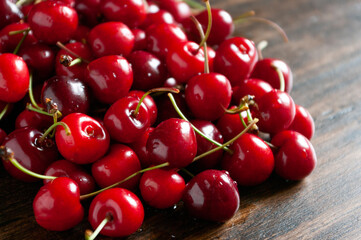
[0, 22, 37, 53]
[287, 104, 315, 140]
[157, 0, 191, 22]
[127, 90, 158, 126]
[216, 107, 248, 142]
[75, 0, 102, 27]
[131, 28, 147, 51]
[140, 9, 175, 30]
[182, 169, 240, 222]
[232, 78, 273, 105]
[15, 108, 53, 131]
[155, 91, 189, 124]
[128, 127, 154, 168]
[0, 0, 23, 30]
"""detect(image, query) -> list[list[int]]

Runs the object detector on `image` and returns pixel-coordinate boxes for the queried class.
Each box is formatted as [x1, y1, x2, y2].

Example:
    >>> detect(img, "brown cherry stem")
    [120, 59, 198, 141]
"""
[56, 42, 91, 64]
[85, 215, 112, 240]
[271, 63, 285, 92]
[0, 103, 9, 121]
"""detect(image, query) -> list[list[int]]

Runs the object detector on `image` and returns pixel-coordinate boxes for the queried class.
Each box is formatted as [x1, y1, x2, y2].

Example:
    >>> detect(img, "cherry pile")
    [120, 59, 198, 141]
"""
[0, 0, 317, 239]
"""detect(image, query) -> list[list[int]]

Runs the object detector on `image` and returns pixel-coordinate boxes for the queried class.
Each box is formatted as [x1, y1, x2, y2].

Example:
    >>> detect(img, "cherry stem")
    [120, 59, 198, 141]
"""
[80, 162, 170, 200]
[168, 93, 233, 154]
[12, 28, 30, 55]
[69, 58, 82, 67]
[133, 87, 180, 117]
[85, 215, 112, 240]
[56, 42, 90, 64]
[224, 105, 249, 114]
[0, 103, 9, 121]
[257, 40, 268, 60]
[190, 16, 209, 74]
[240, 112, 248, 129]
[271, 63, 285, 92]
[193, 118, 258, 162]
[183, 0, 205, 10]
[40, 122, 71, 142]
[16, 0, 33, 7]
[28, 73, 43, 110]
[197, 0, 212, 51]
[180, 168, 195, 178]
[8, 27, 30, 36]
[265, 141, 278, 151]
[27, 104, 53, 117]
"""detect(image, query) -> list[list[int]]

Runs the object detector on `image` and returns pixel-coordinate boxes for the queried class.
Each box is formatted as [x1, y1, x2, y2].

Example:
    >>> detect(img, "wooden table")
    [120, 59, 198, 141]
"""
[1, 0, 361, 239]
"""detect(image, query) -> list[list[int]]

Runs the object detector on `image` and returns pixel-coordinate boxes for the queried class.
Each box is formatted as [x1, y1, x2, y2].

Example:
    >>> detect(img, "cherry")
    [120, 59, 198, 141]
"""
[232, 78, 273, 105]
[15, 108, 53, 131]
[271, 130, 317, 180]
[75, 0, 102, 27]
[140, 9, 175, 30]
[41, 76, 91, 116]
[0, 0, 23, 30]
[185, 72, 232, 121]
[33, 177, 84, 231]
[250, 58, 293, 93]
[71, 24, 91, 43]
[214, 37, 258, 86]
[87, 21, 134, 58]
[101, 0, 147, 28]
[182, 169, 240, 222]
[127, 51, 167, 91]
[85, 55, 133, 104]
[55, 113, 110, 164]
[157, 0, 191, 22]
[254, 89, 296, 134]
[0, 22, 37, 53]
[216, 107, 249, 142]
[103, 96, 150, 143]
[131, 28, 147, 51]
[88, 188, 144, 237]
[155, 90, 189, 124]
[222, 133, 274, 186]
[127, 90, 158, 126]
[128, 127, 154, 168]
[0, 128, 6, 145]
[147, 118, 197, 168]
[0, 53, 29, 103]
[1, 127, 58, 182]
[28, 1, 78, 44]
[140, 168, 185, 209]
[287, 104, 315, 140]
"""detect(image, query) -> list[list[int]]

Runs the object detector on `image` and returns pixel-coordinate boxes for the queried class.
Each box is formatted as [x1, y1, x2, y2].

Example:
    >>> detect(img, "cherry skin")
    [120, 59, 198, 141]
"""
[127, 90, 158, 126]
[146, 118, 197, 168]
[271, 130, 317, 180]
[214, 37, 258, 86]
[0, 128, 6, 145]
[33, 177, 84, 231]
[0, 53, 29, 103]
[28, 1, 78, 44]
[88, 188, 144, 237]
[87, 21, 134, 58]
[104, 96, 150, 143]
[140, 9, 175, 30]
[85, 55, 133, 104]
[157, 0, 191, 22]
[155, 91, 189, 124]
[216, 106, 248, 142]
[254, 89, 296, 135]
[15, 108, 53, 131]
[71, 24, 91, 43]
[1, 127, 58, 182]
[231, 78, 273, 105]
[131, 28, 147, 51]
[55, 113, 110, 164]
[41, 76, 91, 116]
[0, 0, 23, 30]
[44, 160, 96, 195]
[222, 133, 274, 186]
[128, 127, 154, 168]
[0, 22, 37, 53]
[92, 144, 141, 190]
[250, 58, 293, 93]
[185, 73, 232, 121]
[140, 168, 185, 209]
[182, 169, 240, 222]
[287, 104, 315, 140]
[75, 0, 102, 27]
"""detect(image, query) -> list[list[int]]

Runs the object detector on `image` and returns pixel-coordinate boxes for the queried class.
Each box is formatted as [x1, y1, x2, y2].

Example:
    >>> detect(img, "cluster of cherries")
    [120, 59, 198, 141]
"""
[0, 0, 317, 239]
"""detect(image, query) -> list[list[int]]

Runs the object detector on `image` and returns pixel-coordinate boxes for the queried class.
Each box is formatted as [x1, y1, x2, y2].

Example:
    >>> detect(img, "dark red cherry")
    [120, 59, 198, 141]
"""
[250, 58, 293, 93]
[271, 130, 317, 180]
[92, 144, 141, 190]
[232, 78, 273, 105]
[214, 37, 258, 86]
[103, 96, 150, 143]
[0, 53, 29, 103]
[101, 0, 147, 28]
[140, 168, 185, 209]
[1, 127, 58, 182]
[75, 0, 102, 27]
[128, 127, 154, 168]
[127, 90, 158, 126]
[88, 188, 144, 237]
[216, 107, 248, 142]
[254, 89, 296, 134]
[155, 91, 189, 124]
[0, 128, 6, 145]
[28, 1, 78, 44]
[55, 113, 110, 164]
[185, 73, 232, 121]
[0, 0, 23, 30]
[140, 9, 175, 30]
[44, 159, 96, 195]
[222, 133, 274, 186]
[0, 22, 37, 53]
[71, 24, 91, 43]
[41, 76, 91, 116]
[182, 169, 240, 222]
[147, 118, 197, 168]
[157, 0, 191, 22]
[131, 28, 147, 51]
[127, 50, 167, 91]
[15, 108, 53, 131]
[88, 22, 134, 58]
[287, 104, 315, 140]
[33, 177, 84, 231]
[85, 55, 133, 104]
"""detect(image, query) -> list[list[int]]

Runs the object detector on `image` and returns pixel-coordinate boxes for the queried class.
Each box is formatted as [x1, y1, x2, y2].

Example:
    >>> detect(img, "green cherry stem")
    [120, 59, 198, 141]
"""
[12, 28, 30, 55]
[40, 121, 71, 142]
[69, 58, 82, 67]
[183, 0, 205, 10]
[16, 0, 34, 7]
[257, 40, 268, 60]
[79, 162, 170, 200]
[8, 27, 30, 36]
[28, 73, 43, 110]
[271, 63, 285, 92]
[168, 93, 233, 154]
[197, 0, 212, 51]
[0, 103, 9, 121]
[27, 104, 53, 117]
[56, 42, 91, 64]
[85, 215, 112, 240]
[190, 16, 209, 74]
[193, 118, 258, 162]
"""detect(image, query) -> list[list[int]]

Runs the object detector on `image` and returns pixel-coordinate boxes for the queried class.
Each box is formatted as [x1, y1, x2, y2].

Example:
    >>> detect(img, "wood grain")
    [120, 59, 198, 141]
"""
[1, 0, 361, 239]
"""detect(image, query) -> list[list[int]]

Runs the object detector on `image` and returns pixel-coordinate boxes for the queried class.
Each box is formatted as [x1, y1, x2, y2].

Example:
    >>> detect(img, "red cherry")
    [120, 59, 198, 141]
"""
[88, 188, 144, 237]
[140, 9, 175, 30]
[147, 118, 197, 168]
[271, 130, 317, 180]
[55, 113, 110, 164]
[127, 90, 158, 126]
[71, 24, 91, 43]
[222, 133, 274, 186]
[182, 169, 240, 222]
[15, 108, 53, 131]
[0, 0, 23, 30]
[157, 0, 191, 22]
[92, 144, 141, 190]
[33, 177, 84, 231]
[85, 55, 133, 104]
[87, 21, 134, 58]
[216, 106, 248, 142]
[131, 28, 147, 51]
[75, 0, 102, 27]
[28, 1, 78, 44]
[232, 78, 273, 105]
[0, 22, 37, 53]
[140, 168, 185, 209]
[287, 104, 315, 140]
[214, 37, 258, 86]
[185, 73, 232, 121]
[128, 127, 154, 168]
[155, 91, 189, 124]
[0, 128, 6, 145]
[0, 53, 29, 103]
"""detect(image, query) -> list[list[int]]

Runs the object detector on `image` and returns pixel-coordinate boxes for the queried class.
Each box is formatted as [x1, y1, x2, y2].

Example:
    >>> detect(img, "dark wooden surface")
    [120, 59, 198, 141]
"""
[1, 0, 361, 239]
